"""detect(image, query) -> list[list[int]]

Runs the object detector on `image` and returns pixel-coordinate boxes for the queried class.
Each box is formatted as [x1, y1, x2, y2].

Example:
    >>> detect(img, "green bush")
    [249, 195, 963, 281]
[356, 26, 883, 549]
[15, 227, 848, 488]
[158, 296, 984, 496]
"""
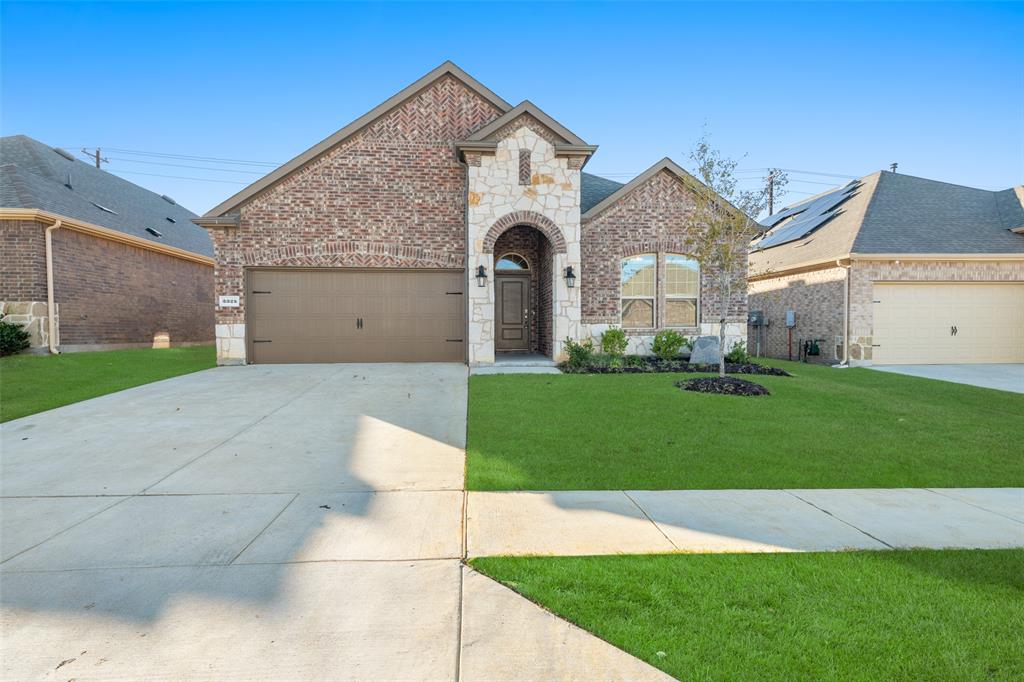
[651, 329, 686, 361]
[624, 354, 646, 368]
[0, 315, 31, 357]
[563, 337, 595, 370]
[725, 340, 751, 364]
[600, 327, 628, 357]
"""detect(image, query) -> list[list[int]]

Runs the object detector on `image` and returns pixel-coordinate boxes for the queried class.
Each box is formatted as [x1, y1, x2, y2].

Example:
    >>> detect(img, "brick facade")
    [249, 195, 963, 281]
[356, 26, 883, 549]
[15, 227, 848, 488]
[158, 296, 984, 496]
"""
[747, 266, 847, 363]
[748, 258, 1024, 364]
[581, 170, 748, 347]
[208, 75, 503, 340]
[0, 219, 47, 300]
[0, 218, 213, 350]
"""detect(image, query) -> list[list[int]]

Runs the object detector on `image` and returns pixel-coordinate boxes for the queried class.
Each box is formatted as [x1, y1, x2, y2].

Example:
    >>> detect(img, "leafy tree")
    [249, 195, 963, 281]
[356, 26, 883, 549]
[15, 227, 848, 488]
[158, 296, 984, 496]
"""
[688, 135, 782, 378]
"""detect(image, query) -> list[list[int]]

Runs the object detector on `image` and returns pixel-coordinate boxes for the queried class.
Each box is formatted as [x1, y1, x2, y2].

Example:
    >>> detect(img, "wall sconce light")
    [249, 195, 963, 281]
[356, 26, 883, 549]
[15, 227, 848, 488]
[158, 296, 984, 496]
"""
[564, 265, 576, 288]
[476, 265, 488, 287]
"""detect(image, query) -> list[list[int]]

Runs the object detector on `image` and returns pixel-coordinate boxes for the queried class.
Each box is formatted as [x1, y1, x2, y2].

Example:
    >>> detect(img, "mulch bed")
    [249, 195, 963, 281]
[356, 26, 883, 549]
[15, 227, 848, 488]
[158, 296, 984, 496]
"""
[676, 376, 771, 396]
[560, 357, 791, 376]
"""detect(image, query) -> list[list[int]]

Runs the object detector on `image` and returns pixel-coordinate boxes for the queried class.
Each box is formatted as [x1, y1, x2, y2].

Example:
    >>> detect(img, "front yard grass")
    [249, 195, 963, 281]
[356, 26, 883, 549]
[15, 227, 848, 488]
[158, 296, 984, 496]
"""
[0, 345, 215, 422]
[467, 360, 1023, 490]
[472, 550, 1024, 681]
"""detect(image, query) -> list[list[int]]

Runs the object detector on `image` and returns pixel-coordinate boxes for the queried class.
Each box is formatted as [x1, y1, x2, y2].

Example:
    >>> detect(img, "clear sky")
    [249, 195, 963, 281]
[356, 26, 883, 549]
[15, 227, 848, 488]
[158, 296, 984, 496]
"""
[2, 1, 1021, 215]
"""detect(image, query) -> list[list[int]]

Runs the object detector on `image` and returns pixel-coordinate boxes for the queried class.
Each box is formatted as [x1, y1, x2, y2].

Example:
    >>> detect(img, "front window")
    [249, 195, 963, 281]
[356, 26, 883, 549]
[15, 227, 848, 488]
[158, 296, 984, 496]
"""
[496, 253, 529, 270]
[621, 254, 656, 328]
[665, 254, 699, 327]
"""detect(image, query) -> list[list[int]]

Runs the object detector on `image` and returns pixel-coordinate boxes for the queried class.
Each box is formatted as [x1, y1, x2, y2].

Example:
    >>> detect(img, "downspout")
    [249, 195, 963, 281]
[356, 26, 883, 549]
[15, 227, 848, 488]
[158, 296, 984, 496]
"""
[44, 219, 63, 354]
[836, 258, 851, 366]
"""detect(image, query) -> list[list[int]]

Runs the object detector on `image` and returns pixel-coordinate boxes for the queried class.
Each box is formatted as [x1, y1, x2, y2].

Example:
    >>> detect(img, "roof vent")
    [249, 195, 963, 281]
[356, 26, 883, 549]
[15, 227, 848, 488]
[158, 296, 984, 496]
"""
[64, 172, 73, 190]
[91, 201, 118, 215]
[160, 194, 176, 205]
[53, 147, 76, 162]
[165, 216, 176, 223]
[145, 227, 163, 237]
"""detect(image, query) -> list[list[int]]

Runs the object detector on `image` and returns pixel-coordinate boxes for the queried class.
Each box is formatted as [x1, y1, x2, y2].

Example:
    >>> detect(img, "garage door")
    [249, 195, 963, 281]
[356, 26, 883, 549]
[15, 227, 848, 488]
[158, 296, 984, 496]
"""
[873, 282, 1024, 364]
[246, 269, 465, 363]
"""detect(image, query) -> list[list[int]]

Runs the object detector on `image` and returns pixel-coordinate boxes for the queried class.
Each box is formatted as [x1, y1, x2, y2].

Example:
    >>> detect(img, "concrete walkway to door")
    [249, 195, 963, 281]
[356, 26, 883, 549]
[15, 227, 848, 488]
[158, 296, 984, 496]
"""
[1, 363, 664, 681]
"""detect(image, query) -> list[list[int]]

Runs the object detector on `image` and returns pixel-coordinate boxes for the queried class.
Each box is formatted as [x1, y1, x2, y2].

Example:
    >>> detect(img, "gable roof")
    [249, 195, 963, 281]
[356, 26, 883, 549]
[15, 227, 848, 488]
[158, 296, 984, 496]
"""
[465, 100, 588, 146]
[204, 61, 512, 217]
[0, 135, 212, 257]
[750, 171, 1024, 273]
[581, 157, 710, 221]
[580, 172, 623, 213]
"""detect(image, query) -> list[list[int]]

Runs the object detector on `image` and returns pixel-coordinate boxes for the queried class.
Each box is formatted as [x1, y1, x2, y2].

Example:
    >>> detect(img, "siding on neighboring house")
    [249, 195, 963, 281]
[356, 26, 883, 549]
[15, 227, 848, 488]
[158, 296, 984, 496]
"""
[208, 75, 504, 329]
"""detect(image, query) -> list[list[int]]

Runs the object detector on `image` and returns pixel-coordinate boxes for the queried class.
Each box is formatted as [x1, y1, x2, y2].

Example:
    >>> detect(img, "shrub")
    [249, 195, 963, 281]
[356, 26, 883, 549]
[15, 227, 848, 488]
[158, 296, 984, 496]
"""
[563, 336, 595, 370]
[600, 327, 628, 357]
[0, 315, 31, 357]
[725, 340, 751, 364]
[651, 329, 685, 360]
[624, 354, 646, 368]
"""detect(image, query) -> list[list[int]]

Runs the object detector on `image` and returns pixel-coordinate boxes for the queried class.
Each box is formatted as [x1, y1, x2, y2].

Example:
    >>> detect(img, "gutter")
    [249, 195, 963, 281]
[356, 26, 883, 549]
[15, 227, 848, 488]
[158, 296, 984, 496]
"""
[837, 259, 851, 366]
[44, 219, 63, 354]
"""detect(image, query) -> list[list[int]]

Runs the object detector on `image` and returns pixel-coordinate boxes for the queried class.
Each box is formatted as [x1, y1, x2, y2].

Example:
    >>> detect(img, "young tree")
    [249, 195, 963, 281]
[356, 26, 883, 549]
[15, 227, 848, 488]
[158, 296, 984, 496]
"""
[688, 136, 783, 378]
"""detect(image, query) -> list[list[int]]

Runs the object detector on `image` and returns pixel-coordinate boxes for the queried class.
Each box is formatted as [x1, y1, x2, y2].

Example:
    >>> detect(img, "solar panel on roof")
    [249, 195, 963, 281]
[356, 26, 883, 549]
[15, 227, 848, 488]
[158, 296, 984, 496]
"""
[752, 180, 860, 250]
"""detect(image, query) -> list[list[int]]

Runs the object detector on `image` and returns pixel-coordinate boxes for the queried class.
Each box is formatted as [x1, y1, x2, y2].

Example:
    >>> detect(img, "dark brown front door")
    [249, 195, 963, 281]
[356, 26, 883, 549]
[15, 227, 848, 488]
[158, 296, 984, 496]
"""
[496, 274, 530, 351]
[246, 269, 465, 363]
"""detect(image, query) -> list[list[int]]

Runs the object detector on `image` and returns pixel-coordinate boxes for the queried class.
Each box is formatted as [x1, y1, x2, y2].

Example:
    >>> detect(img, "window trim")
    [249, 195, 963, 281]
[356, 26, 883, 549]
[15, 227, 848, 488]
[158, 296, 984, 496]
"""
[495, 252, 530, 270]
[664, 253, 700, 330]
[620, 253, 657, 330]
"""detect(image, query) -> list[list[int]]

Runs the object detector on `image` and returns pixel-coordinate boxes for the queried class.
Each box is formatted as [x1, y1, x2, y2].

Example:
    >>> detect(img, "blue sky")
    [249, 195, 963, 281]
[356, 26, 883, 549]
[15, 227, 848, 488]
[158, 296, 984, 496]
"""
[2, 1, 1021, 214]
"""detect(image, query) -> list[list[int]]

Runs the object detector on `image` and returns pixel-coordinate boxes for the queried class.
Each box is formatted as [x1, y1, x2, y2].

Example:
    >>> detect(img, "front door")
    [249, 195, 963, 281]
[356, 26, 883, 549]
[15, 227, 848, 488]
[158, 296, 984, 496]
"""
[495, 274, 530, 351]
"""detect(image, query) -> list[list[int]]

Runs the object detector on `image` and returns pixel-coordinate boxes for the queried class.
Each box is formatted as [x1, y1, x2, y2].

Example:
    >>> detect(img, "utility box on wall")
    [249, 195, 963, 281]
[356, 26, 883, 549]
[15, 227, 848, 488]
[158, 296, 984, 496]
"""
[785, 310, 796, 328]
[748, 310, 764, 326]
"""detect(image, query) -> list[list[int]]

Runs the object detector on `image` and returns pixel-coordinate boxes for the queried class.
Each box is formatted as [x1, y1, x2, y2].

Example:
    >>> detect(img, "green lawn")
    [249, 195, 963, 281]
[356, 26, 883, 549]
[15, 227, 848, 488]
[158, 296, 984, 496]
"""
[467, 361, 1023, 490]
[472, 550, 1024, 681]
[0, 345, 215, 422]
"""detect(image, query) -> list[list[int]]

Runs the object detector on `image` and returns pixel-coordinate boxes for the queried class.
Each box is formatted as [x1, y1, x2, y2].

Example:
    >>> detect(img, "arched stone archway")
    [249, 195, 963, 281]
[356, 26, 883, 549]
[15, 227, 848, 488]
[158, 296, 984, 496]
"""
[482, 210, 568, 254]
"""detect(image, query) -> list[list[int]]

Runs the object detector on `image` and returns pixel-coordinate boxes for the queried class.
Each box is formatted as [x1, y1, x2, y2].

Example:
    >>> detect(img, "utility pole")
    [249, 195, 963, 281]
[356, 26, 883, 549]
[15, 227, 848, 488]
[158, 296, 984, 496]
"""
[81, 148, 108, 169]
[890, 162, 898, 173]
[767, 170, 776, 215]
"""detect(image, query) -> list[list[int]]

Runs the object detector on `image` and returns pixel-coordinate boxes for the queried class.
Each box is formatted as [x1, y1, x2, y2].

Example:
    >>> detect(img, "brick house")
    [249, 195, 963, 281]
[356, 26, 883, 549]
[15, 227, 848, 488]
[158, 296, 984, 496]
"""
[0, 135, 215, 352]
[748, 171, 1024, 365]
[195, 62, 747, 365]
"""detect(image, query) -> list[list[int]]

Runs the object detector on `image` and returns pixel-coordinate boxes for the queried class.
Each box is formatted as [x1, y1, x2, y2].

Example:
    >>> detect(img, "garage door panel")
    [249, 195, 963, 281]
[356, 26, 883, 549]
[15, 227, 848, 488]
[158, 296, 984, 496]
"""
[247, 270, 465, 364]
[873, 282, 1024, 364]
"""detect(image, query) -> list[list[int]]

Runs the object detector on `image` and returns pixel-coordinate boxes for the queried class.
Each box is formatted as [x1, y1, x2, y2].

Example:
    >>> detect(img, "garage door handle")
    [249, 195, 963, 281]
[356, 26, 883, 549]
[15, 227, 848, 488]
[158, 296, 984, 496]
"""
[252, 290, 272, 294]
[253, 339, 272, 343]
[446, 338, 463, 343]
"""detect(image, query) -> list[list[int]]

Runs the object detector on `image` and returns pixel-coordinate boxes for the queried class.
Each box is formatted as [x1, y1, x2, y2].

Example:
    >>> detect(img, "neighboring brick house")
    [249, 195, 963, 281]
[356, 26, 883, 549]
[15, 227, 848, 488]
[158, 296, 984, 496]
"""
[748, 171, 1024, 365]
[195, 62, 748, 365]
[0, 135, 215, 352]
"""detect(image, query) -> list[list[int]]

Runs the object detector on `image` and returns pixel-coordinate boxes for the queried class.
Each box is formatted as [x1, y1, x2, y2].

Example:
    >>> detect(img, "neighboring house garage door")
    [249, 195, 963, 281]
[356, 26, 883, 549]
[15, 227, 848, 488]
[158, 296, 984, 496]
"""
[873, 282, 1024, 364]
[246, 269, 465, 363]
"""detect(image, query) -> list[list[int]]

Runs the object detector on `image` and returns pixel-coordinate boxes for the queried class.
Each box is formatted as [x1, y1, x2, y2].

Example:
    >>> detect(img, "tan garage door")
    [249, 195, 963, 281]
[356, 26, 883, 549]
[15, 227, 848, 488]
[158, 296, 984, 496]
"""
[246, 269, 465, 363]
[873, 282, 1024, 364]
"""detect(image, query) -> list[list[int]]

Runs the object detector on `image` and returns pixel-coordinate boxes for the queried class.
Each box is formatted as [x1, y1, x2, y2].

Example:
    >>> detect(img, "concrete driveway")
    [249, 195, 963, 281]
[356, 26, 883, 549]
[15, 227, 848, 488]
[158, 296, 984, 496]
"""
[1, 364, 469, 680]
[2, 363, 666, 681]
[869, 363, 1024, 393]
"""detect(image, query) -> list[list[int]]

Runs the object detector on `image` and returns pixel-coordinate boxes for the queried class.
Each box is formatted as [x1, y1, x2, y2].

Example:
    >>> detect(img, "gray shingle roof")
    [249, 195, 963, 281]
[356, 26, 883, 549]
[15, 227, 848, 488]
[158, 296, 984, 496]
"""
[852, 172, 1024, 254]
[752, 171, 1024, 273]
[0, 135, 213, 257]
[581, 172, 623, 213]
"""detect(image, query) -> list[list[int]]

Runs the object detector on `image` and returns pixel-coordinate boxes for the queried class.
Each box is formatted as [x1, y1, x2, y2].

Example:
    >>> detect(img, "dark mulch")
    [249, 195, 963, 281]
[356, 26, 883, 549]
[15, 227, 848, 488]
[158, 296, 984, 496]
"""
[676, 376, 771, 396]
[560, 357, 791, 376]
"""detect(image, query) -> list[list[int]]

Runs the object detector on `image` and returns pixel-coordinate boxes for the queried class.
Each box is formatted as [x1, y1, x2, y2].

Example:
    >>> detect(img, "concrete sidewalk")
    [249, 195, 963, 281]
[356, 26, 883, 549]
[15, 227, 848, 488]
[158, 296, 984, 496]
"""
[466, 488, 1024, 556]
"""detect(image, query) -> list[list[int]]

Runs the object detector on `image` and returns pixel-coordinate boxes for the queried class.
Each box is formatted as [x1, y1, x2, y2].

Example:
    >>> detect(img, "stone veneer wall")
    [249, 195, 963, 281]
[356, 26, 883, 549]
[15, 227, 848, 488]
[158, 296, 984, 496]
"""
[746, 266, 847, 363]
[205, 75, 503, 364]
[847, 259, 1024, 364]
[466, 116, 581, 364]
[580, 170, 748, 353]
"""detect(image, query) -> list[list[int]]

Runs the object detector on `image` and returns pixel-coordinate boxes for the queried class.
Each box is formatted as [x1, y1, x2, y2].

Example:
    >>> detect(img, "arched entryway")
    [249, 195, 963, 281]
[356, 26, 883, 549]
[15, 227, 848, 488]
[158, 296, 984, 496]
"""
[492, 225, 554, 357]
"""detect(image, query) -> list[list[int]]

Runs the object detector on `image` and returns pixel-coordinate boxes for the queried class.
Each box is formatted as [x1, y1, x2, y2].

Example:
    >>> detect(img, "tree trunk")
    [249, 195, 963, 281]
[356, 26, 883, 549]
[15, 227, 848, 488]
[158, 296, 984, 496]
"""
[719, 277, 730, 378]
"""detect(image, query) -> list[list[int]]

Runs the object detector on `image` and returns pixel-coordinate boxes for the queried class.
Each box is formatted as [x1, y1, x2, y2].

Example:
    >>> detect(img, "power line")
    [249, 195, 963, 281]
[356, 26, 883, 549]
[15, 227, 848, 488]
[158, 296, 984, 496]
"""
[106, 156, 266, 174]
[108, 169, 248, 184]
[99, 147, 281, 167]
